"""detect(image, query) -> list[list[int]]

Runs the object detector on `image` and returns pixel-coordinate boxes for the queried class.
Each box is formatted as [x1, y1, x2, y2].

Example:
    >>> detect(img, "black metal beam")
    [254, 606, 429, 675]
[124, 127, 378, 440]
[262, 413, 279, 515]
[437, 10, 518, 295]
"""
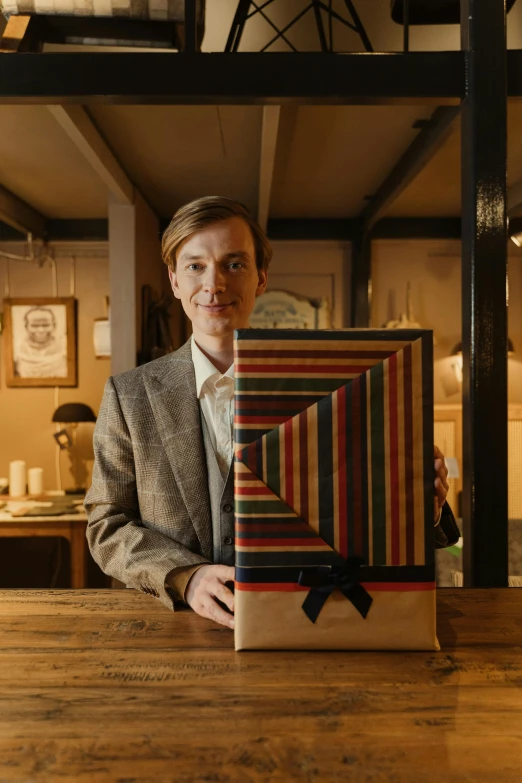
[0, 222, 26, 242]
[267, 217, 463, 240]
[359, 105, 461, 232]
[0, 217, 476, 244]
[371, 217, 461, 239]
[350, 224, 372, 327]
[460, 0, 508, 587]
[0, 184, 47, 238]
[267, 218, 357, 240]
[46, 219, 109, 241]
[184, 0, 197, 54]
[507, 49, 522, 96]
[0, 52, 464, 104]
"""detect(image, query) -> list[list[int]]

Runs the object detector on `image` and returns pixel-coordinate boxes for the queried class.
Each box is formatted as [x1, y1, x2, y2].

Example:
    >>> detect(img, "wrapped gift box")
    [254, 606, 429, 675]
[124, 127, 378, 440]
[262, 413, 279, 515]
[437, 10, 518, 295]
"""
[233, 328, 439, 651]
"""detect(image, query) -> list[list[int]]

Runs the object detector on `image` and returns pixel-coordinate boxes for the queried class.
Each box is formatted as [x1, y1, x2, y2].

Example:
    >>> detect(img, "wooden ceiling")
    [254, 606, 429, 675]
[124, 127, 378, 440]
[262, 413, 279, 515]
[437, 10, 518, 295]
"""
[1, 0, 522, 227]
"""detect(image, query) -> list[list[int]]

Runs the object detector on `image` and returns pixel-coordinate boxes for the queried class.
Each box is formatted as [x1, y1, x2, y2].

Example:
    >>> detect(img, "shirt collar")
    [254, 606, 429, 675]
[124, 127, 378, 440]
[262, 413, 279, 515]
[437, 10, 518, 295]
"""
[191, 335, 234, 399]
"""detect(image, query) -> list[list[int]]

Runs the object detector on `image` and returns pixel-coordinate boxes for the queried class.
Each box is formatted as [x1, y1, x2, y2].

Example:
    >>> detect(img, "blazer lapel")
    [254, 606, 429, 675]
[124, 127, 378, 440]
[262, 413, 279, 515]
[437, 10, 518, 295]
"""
[144, 340, 212, 561]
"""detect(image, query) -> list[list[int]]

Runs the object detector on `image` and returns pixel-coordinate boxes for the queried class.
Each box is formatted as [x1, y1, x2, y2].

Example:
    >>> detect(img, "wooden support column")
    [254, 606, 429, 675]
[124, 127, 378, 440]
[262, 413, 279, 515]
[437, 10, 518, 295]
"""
[460, 0, 508, 586]
[108, 196, 137, 376]
[108, 193, 165, 375]
[257, 106, 280, 232]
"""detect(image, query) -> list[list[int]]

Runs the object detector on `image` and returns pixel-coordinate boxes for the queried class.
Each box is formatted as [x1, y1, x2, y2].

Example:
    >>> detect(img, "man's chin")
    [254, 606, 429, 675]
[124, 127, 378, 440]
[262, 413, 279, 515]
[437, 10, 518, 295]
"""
[197, 314, 237, 337]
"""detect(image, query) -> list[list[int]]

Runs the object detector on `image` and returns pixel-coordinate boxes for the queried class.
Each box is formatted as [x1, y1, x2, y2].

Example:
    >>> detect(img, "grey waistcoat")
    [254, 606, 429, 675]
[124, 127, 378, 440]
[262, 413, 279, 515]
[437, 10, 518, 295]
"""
[201, 414, 235, 566]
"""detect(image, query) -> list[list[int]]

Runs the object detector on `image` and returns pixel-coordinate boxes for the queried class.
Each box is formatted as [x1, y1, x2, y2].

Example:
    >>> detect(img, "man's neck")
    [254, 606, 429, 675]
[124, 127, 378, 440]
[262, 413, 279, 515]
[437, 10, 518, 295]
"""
[192, 332, 234, 374]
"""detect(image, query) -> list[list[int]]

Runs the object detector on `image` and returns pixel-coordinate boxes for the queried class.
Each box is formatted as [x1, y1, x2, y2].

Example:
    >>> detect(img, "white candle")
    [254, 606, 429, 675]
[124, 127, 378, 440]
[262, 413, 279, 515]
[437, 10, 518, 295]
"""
[28, 467, 44, 495]
[9, 460, 27, 498]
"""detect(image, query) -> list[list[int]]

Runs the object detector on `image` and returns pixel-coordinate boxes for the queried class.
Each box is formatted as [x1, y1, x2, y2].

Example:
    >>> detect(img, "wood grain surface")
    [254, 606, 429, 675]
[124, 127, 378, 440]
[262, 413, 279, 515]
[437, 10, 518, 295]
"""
[0, 588, 520, 783]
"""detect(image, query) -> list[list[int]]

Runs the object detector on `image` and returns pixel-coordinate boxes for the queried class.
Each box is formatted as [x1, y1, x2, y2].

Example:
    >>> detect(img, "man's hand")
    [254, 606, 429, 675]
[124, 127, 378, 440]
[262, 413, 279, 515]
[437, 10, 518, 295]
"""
[434, 444, 449, 522]
[185, 564, 235, 629]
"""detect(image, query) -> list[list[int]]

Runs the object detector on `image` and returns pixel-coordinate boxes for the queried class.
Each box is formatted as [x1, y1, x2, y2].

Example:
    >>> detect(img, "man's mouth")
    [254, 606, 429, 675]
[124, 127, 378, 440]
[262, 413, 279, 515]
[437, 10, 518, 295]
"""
[198, 303, 232, 313]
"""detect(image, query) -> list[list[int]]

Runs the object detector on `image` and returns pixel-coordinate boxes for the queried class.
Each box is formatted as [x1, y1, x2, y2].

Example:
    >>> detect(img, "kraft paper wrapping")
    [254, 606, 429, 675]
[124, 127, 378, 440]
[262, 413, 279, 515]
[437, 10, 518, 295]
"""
[233, 328, 438, 651]
[235, 587, 439, 651]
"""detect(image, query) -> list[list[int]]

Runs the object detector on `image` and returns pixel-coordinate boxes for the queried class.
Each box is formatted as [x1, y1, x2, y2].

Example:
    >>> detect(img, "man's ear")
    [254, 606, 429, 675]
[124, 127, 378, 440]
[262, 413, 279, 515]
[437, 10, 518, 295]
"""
[256, 269, 268, 297]
[168, 268, 181, 300]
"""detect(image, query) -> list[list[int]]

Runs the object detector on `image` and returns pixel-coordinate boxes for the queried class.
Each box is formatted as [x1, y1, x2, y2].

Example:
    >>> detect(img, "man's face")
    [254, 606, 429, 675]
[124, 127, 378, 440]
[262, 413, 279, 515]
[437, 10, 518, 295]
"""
[25, 311, 55, 346]
[169, 217, 267, 342]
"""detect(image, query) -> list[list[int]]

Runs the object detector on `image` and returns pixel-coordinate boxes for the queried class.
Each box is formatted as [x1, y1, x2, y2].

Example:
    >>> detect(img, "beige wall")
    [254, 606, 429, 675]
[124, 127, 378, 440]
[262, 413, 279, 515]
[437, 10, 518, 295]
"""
[269, 240, 351, 327]
[0, 243, 110, 491]
[371, 239, 522, 405]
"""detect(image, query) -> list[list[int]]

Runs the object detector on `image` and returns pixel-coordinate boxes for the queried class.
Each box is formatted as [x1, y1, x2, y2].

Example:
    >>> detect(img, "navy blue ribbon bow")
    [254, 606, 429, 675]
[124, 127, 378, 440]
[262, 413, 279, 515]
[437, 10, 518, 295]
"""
[297, 556, 373, 623]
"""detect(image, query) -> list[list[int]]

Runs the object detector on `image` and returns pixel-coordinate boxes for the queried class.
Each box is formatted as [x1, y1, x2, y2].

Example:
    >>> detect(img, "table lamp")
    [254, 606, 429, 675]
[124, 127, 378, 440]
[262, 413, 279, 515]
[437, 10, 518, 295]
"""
[52, 403, 97, 495]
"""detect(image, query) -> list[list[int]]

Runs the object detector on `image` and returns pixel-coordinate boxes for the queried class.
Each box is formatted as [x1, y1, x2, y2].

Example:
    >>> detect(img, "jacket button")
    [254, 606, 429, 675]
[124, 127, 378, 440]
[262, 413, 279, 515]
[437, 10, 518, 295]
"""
[223, 536, 233, 546]
[223, 504, 233, 513]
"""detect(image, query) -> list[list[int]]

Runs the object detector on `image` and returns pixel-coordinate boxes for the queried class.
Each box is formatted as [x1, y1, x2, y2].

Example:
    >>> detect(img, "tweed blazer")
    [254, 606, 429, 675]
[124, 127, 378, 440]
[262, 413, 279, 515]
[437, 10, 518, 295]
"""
[85, 339, 214, 611]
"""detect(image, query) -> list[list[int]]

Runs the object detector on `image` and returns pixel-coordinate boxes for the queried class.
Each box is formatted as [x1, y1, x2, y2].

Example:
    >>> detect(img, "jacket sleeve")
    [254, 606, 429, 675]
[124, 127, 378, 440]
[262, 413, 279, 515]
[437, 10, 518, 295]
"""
[84, 377, 210, 610]
[434, 502, 461, 549]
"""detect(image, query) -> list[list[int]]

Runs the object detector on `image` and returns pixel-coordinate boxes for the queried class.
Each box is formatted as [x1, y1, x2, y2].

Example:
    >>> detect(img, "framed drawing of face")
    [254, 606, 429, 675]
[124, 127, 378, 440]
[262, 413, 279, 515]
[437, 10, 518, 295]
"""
[3, 298, 77, 387]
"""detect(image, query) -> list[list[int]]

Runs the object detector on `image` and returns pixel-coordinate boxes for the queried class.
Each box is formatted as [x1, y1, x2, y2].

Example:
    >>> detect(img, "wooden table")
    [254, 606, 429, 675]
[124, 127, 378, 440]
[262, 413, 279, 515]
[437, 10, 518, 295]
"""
[0, 512, 88, 588]
[0, 589, 520, 783]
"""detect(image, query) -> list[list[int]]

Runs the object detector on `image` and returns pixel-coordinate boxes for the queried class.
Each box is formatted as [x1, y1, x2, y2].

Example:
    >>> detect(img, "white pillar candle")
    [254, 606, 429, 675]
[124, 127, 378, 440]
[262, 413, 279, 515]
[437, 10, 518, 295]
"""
[28, 467, 44, 496]
[9, 460, 27, 498]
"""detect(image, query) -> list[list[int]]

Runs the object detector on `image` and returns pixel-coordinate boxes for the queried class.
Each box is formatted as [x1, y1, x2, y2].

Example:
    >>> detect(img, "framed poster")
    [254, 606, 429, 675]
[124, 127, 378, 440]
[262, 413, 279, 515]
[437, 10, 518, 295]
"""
[3, 298, 77, 387]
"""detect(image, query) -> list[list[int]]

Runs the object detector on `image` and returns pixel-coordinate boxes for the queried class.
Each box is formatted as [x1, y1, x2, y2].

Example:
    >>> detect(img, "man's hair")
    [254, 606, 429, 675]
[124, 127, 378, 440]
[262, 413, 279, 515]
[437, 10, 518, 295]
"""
[161, 196, 272, 273]
[24, 307, 56, 327]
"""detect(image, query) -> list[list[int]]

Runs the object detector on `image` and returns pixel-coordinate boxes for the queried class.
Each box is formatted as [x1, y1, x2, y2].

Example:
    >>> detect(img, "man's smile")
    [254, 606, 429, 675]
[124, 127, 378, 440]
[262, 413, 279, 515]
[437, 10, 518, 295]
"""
[197, 303, 234, 313]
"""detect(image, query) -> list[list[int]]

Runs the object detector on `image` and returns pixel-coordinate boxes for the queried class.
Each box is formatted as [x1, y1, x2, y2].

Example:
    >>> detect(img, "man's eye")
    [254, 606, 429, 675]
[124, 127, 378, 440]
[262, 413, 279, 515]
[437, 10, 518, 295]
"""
[188, 264, 202, 271]
[229, 262, 244, 269]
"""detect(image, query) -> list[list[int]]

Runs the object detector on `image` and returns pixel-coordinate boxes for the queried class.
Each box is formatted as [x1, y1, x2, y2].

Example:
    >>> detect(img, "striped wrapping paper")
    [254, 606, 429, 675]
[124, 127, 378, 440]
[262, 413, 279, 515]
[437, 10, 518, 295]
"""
[233, 328, 439, 651]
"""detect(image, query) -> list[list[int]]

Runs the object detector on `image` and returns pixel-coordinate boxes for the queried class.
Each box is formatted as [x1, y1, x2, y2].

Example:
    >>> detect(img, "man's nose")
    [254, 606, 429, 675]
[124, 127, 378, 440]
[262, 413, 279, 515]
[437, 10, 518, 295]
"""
[202, 266, 226, 293]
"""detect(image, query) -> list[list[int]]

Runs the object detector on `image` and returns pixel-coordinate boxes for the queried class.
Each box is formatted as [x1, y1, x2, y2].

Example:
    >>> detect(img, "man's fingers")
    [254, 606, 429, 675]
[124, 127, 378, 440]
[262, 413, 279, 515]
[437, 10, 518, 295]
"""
[211, 565, 235, 583]
[212, 582, 235, 613]
[435, 475, 449, 492]
[434, 458, 448, 475]
[204, 599, 235, 629]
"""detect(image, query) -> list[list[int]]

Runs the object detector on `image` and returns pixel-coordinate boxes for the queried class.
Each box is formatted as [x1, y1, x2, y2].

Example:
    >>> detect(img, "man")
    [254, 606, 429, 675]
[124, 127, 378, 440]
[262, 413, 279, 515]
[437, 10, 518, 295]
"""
[85, 196, 459, 631]
[15, 306, 67, 378]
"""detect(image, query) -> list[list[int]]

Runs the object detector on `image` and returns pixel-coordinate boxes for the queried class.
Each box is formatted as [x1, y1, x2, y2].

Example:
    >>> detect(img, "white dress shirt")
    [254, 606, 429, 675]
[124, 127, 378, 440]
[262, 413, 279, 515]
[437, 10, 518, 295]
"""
[191, 336, 234, 479]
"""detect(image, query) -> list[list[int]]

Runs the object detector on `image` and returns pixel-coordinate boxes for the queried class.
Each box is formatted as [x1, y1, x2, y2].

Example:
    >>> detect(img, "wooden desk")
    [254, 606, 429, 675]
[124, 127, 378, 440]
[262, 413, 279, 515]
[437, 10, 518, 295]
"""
[0, 588, 520, 782]
[0, 512, 88, 588]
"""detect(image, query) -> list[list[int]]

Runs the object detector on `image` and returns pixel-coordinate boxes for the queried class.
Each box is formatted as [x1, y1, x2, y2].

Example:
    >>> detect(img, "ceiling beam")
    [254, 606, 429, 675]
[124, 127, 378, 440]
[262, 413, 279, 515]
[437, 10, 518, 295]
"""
[267, 218, 356, 240]
[267, 217, 462, 241]
[0, 184, 46, 238]
[47, 105, 134, 205]
[0, 52, 464, 104]
[359, 106, 461, 232]
[0, 216, 475, 245]
[257, 106, 281, 232]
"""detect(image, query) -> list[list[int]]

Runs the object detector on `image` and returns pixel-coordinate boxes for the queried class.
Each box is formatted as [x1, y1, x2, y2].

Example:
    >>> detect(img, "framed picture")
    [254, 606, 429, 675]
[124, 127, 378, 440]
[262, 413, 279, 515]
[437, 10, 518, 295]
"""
[3, 298, 77, 387]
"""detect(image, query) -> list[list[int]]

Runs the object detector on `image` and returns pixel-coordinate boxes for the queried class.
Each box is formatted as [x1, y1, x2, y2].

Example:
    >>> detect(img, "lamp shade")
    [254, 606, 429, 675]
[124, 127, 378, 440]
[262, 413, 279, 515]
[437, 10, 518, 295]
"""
[52, 403, 97, 424]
